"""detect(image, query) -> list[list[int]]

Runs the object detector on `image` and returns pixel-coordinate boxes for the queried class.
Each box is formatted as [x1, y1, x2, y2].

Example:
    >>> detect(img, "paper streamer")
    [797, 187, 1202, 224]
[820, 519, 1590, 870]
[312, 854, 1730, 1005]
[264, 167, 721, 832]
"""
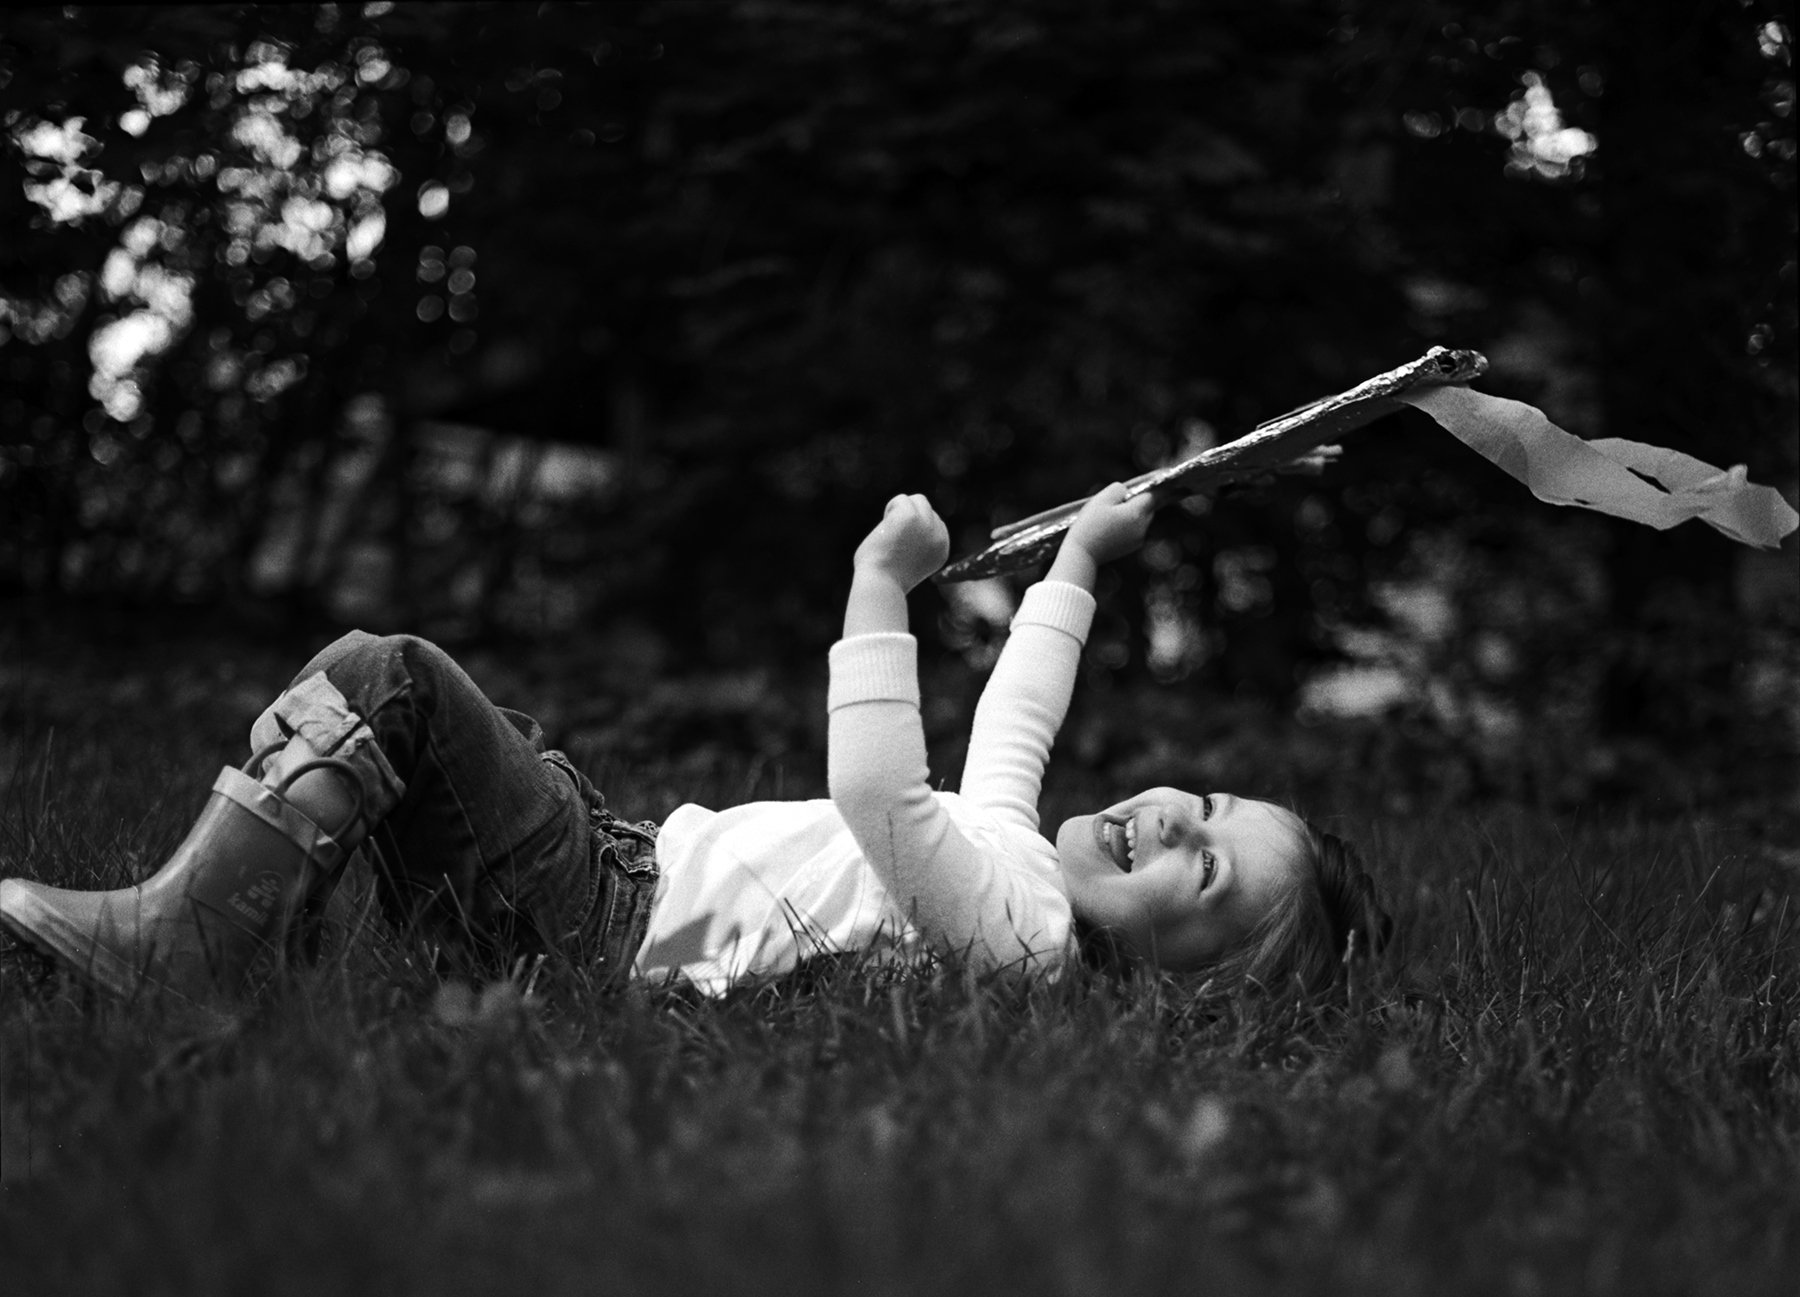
[1399, 385, 1798, 551]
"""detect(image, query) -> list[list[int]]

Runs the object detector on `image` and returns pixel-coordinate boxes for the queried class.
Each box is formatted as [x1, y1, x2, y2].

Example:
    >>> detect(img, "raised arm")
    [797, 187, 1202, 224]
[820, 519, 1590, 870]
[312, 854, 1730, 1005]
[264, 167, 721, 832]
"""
[1042, 481, 1159, 597]
[829, 495, 1068, 969]
[841, 493, 949, 638]
[960, 484, 1155, 831]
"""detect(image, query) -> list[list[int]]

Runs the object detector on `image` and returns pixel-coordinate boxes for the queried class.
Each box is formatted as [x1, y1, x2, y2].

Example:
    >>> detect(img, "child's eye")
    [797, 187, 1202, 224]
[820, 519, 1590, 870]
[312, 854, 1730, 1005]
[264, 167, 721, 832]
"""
[1201, 795, 1214, 820]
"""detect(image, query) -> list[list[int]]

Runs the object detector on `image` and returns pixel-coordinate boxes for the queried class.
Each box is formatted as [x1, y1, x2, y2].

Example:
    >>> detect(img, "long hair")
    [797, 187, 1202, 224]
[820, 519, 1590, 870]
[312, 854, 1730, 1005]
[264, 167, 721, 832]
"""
[1208, 823, 1392, 994]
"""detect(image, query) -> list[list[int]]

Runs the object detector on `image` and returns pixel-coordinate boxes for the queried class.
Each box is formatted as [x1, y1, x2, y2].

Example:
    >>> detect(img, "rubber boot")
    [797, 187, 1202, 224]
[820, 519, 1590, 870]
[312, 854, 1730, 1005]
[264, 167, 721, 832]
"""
[0, 746, 366, 1002]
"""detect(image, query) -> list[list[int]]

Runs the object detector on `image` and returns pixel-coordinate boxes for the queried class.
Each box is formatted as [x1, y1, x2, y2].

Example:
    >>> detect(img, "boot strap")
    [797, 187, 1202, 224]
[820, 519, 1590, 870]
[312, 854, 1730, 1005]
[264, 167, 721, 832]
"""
[271, 756, 368, 839]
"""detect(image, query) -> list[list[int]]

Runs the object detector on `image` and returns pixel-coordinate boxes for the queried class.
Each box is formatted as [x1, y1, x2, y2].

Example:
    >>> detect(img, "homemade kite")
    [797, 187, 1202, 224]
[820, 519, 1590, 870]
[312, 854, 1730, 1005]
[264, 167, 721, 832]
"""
[935, 346, 1798, 582]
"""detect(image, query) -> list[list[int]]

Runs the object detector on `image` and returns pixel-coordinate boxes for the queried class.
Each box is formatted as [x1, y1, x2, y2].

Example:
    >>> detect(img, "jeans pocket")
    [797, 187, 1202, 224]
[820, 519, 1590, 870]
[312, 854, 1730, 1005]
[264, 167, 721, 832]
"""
[586, 833, 660, 978]
[596, 813, 660, 872]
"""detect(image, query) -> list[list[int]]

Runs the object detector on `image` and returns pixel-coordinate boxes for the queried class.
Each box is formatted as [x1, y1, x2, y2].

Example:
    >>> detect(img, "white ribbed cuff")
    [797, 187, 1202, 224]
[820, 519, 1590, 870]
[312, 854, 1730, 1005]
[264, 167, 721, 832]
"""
[827, 633, 920, 711]
[1014, 580, 1097, 643]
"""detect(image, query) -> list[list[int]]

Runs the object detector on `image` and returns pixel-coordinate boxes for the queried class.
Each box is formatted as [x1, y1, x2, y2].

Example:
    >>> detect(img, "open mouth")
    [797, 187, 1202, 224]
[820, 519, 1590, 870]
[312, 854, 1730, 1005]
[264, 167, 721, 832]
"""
[1094, 814, 1137, 872]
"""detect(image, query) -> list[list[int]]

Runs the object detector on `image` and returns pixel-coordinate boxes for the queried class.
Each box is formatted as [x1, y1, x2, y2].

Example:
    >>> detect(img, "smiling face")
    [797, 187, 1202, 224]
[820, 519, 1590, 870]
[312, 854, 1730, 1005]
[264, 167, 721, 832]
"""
[1054, 788, 1310, 969]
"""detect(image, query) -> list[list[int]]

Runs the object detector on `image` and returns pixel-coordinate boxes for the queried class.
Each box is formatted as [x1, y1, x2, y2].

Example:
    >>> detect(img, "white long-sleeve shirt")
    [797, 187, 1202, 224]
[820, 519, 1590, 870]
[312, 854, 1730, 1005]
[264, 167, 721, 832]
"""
[633, 580, 1096, 993]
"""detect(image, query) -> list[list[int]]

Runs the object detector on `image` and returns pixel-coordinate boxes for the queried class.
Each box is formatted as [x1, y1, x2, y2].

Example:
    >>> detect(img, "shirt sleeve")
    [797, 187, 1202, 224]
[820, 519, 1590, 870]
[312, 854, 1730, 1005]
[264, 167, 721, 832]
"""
[957, 580, 1096, 832]
[827, 632, 1069, 973]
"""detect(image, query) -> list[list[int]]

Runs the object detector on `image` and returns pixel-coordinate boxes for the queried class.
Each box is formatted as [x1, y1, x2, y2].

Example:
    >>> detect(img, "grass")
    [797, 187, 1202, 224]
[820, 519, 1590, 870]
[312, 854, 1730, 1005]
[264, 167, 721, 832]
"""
[1, 612, 1797, 1296]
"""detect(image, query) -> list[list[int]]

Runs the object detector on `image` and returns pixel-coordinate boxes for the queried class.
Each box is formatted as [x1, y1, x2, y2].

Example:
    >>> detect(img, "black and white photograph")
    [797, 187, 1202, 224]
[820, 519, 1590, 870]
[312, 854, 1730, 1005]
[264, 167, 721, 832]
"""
[0, 2, 1796, 1293]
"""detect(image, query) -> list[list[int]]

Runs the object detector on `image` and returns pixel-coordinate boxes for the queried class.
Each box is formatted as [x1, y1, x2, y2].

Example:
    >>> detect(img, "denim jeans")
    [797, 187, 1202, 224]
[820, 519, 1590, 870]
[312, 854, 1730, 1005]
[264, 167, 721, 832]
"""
[248, 631, 658, 980]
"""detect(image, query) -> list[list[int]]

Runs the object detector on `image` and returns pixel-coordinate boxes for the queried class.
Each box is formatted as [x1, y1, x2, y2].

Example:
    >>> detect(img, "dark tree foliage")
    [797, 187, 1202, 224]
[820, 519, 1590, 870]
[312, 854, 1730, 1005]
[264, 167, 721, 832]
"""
[0, 1, 1793, 778]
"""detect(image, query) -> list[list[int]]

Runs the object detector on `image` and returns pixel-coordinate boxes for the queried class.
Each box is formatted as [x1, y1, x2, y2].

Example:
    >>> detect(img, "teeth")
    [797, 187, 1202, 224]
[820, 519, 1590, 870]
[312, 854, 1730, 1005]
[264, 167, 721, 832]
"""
[1110, 820, 1130, 871]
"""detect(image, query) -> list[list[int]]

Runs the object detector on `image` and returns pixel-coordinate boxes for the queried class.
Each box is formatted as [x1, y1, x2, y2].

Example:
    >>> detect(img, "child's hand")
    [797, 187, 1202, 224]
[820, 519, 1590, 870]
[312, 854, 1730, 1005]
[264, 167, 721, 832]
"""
[1065, 482, 1156, 565]
[854, 493, 951, 592]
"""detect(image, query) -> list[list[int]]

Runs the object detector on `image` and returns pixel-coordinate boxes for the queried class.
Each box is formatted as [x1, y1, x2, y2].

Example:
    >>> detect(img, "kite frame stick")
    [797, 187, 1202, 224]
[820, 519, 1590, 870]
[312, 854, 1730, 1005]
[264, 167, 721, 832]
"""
[935, 345, 1488, 583]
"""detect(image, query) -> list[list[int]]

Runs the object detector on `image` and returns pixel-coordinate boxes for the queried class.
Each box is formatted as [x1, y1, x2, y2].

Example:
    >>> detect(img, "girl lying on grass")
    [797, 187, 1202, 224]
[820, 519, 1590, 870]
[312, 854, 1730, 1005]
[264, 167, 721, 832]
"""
[0, 486, 1389, 1003]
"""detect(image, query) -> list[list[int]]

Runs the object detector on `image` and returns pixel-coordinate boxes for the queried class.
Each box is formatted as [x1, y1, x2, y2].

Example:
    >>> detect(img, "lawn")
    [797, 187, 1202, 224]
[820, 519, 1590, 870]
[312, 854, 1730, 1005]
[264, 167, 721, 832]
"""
[1, 608, 1796, 1296]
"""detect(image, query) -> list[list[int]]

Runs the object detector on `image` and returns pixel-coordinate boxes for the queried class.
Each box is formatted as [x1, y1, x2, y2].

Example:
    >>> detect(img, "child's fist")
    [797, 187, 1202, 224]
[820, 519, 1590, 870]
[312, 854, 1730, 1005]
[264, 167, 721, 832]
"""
[854, 493, 950, 591]
[1066, 482, 1156, 565]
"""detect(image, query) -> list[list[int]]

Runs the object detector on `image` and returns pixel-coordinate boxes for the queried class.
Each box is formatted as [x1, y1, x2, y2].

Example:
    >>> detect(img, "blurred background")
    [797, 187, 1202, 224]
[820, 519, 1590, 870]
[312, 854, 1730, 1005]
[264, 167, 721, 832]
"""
[1, 0, 1794, 817]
